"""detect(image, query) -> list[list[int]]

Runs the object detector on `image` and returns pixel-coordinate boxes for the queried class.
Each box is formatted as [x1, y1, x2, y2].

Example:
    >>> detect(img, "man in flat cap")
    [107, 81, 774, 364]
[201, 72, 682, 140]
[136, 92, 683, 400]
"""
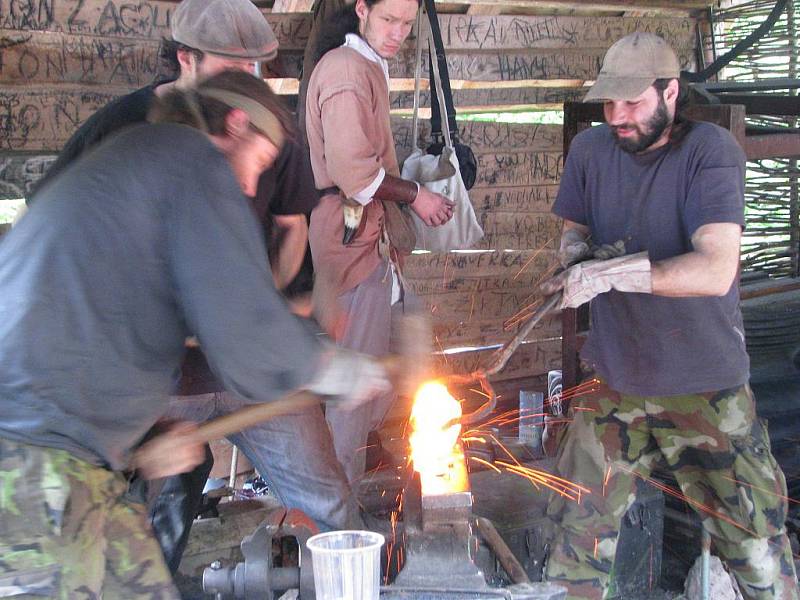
[32, 0, 359, 575]
[541, 32, 798, 599]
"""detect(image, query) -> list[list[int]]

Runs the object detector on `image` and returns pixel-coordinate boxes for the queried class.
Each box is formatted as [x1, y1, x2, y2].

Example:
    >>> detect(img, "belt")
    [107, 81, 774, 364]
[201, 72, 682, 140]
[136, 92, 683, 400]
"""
[318, 186, 341, 197]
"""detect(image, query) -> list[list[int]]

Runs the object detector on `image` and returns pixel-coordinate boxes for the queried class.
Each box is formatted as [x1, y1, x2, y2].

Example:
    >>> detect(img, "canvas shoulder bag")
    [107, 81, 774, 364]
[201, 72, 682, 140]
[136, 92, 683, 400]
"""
[400, 10, 483, 252]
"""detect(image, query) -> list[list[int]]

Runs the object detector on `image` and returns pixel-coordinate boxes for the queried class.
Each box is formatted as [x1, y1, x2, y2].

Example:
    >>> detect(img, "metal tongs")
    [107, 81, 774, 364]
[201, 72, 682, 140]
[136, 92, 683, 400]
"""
[449, 292, 563, 425]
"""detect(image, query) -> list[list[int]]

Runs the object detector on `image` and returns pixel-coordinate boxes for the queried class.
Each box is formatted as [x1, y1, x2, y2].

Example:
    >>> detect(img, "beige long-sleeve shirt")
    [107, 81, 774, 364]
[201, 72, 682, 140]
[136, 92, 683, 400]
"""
[306, 46, 401, 294]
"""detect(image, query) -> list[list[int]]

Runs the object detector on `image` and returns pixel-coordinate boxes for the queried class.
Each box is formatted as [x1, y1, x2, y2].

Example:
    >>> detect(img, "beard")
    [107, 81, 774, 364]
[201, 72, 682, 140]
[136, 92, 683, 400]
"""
[611, 97, 671, 154]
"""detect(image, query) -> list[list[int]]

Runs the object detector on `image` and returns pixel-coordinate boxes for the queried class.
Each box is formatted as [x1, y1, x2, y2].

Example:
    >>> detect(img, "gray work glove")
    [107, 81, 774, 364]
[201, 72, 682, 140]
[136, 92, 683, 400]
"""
[305, 347, 392, 410]
[557, 228, 591, 268]
[540, 252, 652, 310]
[591, 239, 627, 261]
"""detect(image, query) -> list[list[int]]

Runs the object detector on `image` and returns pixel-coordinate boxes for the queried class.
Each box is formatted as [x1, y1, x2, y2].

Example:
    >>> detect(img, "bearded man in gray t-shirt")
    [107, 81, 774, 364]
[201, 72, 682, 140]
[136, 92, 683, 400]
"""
[541, 33, 798, 600]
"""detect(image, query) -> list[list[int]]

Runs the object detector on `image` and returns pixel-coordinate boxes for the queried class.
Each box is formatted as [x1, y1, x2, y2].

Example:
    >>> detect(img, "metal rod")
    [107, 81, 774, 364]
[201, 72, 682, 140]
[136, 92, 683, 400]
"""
[228, 446, 239, 489]
[788, 0, 799, 277]
[701, 527, 711, 600]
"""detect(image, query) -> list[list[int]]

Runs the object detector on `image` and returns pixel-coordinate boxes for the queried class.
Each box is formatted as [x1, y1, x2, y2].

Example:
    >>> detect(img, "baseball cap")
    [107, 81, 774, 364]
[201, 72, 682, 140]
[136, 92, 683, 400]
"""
[583, 32, 680, 102]
[171, 0, 279, 61]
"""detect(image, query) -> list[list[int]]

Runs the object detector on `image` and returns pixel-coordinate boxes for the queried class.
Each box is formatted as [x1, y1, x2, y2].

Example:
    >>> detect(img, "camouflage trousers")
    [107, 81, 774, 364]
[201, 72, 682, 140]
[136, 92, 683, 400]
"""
[0, 438, 179, 599]
[544, 382, 798, 600]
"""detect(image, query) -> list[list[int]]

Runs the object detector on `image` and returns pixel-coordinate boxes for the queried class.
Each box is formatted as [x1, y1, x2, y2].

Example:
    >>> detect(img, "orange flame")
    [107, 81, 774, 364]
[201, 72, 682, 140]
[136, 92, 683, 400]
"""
[409, 382, 469, 496]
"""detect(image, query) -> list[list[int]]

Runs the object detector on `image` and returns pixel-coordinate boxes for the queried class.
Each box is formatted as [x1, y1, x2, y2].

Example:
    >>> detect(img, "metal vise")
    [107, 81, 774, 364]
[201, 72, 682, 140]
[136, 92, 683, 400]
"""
[202, 508, 317, 599]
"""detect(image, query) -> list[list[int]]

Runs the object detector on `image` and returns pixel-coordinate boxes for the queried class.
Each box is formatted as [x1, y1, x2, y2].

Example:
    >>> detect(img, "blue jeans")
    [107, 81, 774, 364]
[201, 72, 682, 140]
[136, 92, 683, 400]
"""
[161, 392, 361, 532]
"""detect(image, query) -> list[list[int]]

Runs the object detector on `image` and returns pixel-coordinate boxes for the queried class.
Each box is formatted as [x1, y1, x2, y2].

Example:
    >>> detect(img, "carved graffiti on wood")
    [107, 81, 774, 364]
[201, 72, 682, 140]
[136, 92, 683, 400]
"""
[476, 152, 563, 187]
[2, 4, 692, 55]
[429, 313, 561, 350]
[426, 288, 548, 321]
[470, 185, 559, 214]
[393, 119, 562, 154]
[0, 87, 121, 150]
[473, 211, 561, 250]
[0, 0, 172, 38]
[0, 30, 159, 85]
[438, 14, 694, 50]
[0, 153, 56, 199]
[388, 47, 694, 81]
[0, 33, 694, 87]
[390, 87, 586, 111]
[407, 270, 543, 296]
[265, 13, 310, 51]
[389, 48, 599, 81]
[405, 249, 556, 280]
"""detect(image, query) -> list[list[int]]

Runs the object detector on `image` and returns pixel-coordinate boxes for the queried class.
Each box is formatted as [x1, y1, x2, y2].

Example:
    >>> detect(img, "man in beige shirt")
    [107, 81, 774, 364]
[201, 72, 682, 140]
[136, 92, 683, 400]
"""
[305, 0, 453, 486]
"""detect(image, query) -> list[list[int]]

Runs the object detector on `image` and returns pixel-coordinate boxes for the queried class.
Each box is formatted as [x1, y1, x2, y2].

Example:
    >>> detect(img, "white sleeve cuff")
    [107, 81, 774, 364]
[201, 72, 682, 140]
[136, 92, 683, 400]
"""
[351, 168, 386, 206]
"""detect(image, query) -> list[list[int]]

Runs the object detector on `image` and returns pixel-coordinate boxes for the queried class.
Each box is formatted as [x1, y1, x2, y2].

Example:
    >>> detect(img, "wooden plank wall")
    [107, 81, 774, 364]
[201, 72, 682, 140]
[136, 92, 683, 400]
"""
[0, 0, 696, 382]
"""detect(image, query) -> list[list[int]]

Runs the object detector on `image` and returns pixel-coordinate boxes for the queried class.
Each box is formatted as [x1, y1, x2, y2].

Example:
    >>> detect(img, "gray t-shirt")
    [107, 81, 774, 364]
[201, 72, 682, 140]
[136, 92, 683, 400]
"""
[0, 123, 321, 469]
[553, 121, 748, 396]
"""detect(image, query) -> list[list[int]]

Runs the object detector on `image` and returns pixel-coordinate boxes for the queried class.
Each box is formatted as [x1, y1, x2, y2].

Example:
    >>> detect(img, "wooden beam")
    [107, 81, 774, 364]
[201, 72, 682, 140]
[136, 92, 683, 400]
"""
[467, 5, 503, 15]
[745, 132, 800, 161]
[385, 47, 695, 82]
[431, 14, 694, 50]
[1, 35, 693, 86]
[433, 0, 709, 16]
[0, 30, 160, 87]
[684, 104, 747, 151]
[0, 87, 565, 153]
[0, 0, 173, 40]
[0, 86, 126, 152]
[1, 3, 695, 51]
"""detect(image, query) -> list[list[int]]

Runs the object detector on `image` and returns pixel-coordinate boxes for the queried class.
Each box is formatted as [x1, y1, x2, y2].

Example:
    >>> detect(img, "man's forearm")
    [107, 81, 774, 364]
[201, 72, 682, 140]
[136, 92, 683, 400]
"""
[651, 252, 736, 297]
[650, 223, 741, 297]
[272, 215, 308, 291]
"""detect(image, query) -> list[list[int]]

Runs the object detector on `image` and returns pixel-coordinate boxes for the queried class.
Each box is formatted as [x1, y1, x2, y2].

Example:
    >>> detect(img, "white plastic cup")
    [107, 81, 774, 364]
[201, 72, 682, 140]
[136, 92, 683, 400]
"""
[306, 530, 385, 600]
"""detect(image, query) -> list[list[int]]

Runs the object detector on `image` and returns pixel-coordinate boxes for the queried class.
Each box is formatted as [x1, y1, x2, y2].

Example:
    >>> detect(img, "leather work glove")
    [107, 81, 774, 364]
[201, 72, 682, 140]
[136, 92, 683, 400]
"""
[540, 252, 653, 310]
[557, 228, 591, 268]
[305, 347, 392, 410]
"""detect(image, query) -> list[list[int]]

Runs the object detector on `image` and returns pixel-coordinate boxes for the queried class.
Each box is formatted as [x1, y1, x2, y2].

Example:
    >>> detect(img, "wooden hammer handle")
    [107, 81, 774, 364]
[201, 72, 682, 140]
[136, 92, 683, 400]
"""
[186, 355, 407, 445]
[187, 392, 321, 445]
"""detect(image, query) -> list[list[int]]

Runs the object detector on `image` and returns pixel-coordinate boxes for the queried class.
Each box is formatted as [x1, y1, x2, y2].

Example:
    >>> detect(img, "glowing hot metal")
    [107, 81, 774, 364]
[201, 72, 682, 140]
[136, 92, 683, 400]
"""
[409, 381, 469, 496]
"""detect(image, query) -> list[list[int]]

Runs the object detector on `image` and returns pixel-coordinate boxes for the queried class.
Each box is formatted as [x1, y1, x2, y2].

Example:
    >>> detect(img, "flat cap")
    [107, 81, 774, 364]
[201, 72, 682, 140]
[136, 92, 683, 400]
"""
[171, 0, 279, 61]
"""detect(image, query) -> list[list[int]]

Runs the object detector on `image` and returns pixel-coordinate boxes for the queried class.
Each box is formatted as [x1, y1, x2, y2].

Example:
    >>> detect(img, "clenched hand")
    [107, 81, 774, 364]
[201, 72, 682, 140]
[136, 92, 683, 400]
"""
[132, 421, 206, 480]
[411, 187, 455, 227]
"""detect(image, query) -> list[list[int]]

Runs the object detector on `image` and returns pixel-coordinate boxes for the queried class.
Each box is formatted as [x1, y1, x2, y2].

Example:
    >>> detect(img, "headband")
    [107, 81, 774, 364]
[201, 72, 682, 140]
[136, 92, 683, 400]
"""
[200, 88, 285, 148]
